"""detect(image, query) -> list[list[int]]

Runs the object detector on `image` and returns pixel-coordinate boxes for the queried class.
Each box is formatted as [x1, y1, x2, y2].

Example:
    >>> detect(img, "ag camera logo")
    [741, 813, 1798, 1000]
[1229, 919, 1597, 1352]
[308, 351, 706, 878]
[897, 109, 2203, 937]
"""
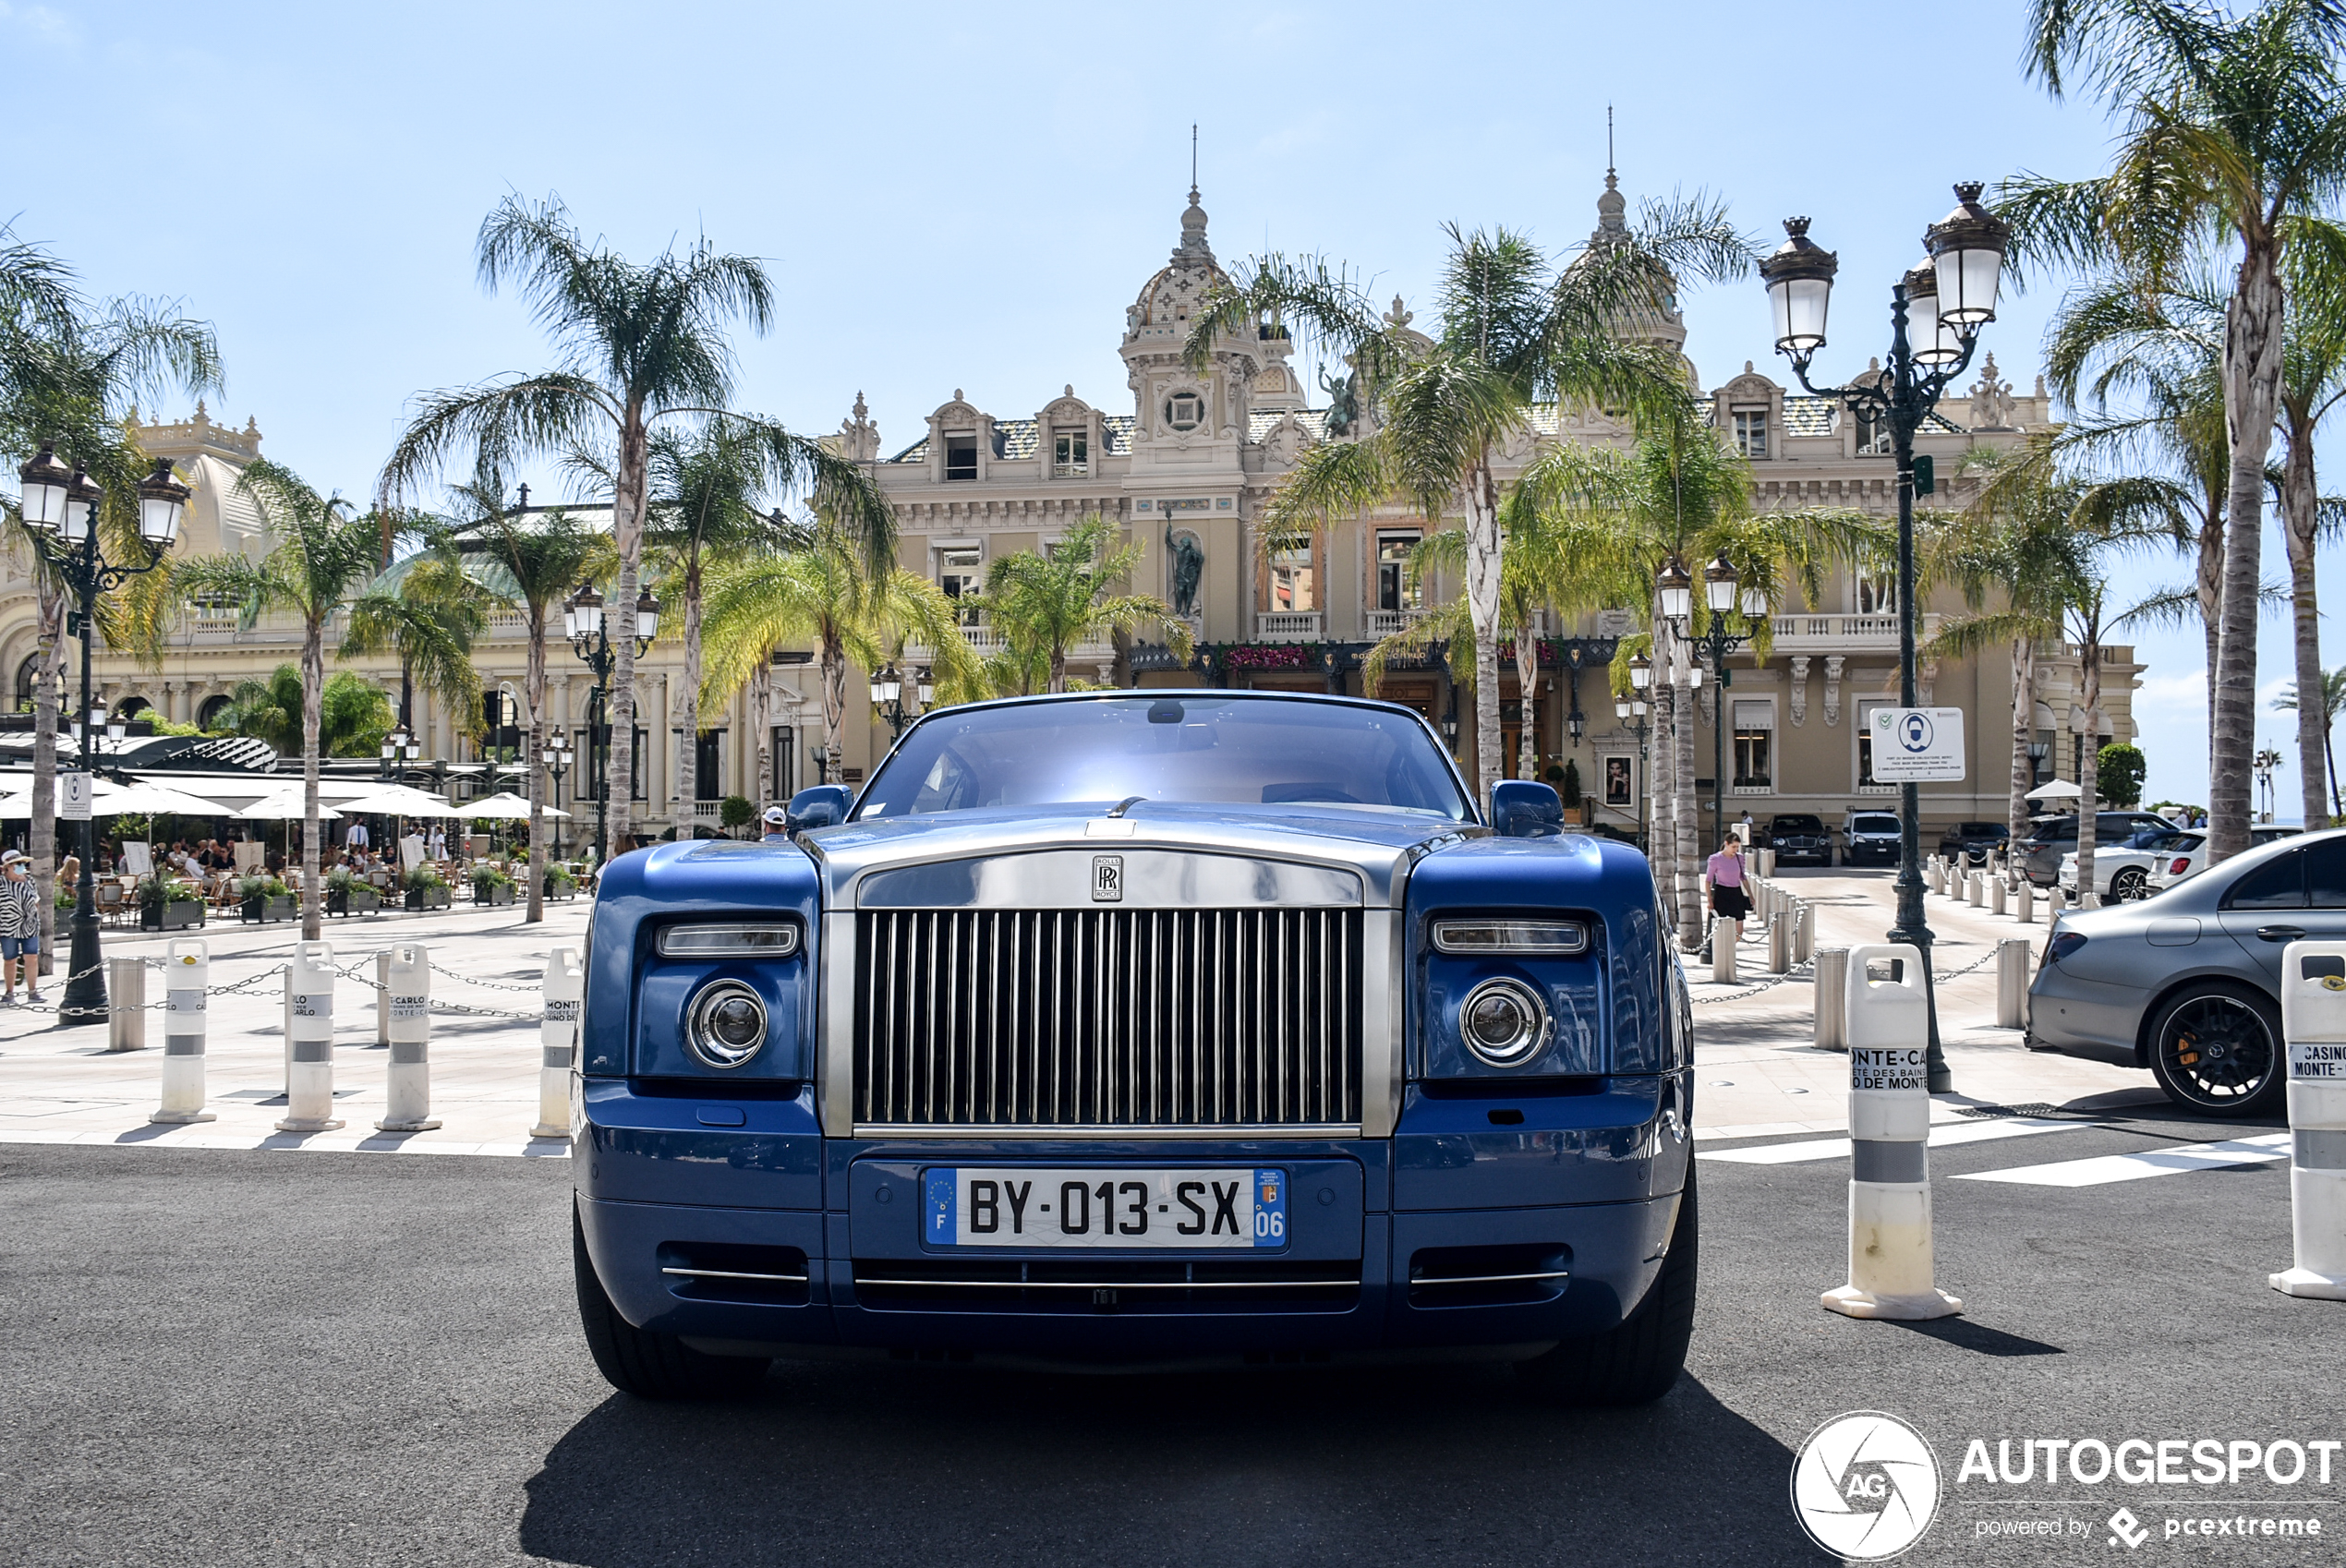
[1791, 1411, 1941, 1561]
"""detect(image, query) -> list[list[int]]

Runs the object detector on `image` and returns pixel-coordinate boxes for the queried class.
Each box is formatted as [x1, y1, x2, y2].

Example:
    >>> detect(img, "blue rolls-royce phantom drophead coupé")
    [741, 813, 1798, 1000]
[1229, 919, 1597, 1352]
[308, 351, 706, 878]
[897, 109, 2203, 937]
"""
[571, 692, 1697, 1403]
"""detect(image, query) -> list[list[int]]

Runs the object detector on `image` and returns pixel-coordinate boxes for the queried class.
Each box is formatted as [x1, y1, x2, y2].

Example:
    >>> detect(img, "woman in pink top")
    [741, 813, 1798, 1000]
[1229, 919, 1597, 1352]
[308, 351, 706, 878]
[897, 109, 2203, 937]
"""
[1706, 834, 1751, 922]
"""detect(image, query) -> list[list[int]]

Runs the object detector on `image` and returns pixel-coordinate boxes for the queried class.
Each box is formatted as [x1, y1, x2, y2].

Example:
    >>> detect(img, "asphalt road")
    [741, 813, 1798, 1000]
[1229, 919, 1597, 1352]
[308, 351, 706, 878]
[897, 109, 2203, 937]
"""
[1, 1103, 2334, 1568]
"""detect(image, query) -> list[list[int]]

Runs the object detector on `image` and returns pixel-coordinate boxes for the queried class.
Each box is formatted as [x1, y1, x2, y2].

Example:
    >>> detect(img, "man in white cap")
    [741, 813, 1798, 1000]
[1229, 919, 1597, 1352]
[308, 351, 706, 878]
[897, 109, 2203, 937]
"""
[0, 850, 42, 1006]
[759, 806, 792, 845]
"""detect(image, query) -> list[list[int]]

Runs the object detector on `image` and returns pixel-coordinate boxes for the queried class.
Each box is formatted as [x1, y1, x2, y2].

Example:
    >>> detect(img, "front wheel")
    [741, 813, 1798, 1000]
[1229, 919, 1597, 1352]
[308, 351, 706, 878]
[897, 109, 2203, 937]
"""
[1516, 1166, 1698, 1406]
[574, 1204, 772, 1399]
[2111, 867, 2148, 901]
[2146, 983, 2285, 1117]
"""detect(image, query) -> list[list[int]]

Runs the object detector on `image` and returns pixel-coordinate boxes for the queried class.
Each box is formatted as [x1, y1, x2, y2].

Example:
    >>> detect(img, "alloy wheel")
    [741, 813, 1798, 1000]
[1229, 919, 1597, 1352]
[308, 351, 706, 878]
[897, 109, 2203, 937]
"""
[2157, 994, 2277, 1110]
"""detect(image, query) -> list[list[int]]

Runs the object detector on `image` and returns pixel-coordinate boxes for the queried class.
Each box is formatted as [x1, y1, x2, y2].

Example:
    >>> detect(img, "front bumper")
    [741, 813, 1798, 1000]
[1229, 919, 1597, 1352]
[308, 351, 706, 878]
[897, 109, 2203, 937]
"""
[574, 1075, 1690, 1362]
[1845, 840, 1899, 864]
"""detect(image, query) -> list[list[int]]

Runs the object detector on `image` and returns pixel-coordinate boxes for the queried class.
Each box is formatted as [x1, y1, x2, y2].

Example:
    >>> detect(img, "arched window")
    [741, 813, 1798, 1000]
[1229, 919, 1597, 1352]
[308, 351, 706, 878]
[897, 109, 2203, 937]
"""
[197, 694, 234, 732]
[13, 657, 36, 714]
[115, 696, 151, 722]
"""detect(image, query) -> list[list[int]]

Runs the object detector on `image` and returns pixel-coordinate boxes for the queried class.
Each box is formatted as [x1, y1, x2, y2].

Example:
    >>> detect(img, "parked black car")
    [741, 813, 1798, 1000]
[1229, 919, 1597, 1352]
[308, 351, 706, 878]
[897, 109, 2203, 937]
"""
[2014, 810, 2179, 887]
[1936, 820, 2011, 865]
[1766, 813, 1832, 866]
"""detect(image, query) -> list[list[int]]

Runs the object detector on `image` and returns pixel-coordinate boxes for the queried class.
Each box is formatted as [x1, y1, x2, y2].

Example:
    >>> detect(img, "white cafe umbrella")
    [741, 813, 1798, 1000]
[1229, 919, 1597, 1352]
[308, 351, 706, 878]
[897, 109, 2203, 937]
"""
[2025, 779, 2084, 802]
[0, 775, 131, 818]
[235, 790, 341, 821]
[96, 782, 232, 817]
[333, 784, 458, 816]
[457, 791, 567, 820]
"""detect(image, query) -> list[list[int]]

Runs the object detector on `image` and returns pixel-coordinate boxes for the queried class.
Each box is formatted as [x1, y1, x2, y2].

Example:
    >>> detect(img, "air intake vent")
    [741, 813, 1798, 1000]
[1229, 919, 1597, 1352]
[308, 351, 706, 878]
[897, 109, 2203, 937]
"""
[853, 1256, 1359, 1314]
[658, 1242, 810, 1306]
[854, 908, 1363, 1129]
[1407, 1244, 1570, 1309]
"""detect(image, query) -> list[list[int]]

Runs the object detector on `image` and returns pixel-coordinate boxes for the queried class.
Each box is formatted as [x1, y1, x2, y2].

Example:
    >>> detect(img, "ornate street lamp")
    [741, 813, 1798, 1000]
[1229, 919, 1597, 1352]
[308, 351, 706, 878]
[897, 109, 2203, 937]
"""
[1758, 181, 2008, 1092]
[542, 728, 573, 859]
[566, 580, 659, 861]
[1615, 692, 1652, 851]
[1549, 635, 1621, 754]
[1662, 553, 1764, 858]
[18, 448, 188, 1024]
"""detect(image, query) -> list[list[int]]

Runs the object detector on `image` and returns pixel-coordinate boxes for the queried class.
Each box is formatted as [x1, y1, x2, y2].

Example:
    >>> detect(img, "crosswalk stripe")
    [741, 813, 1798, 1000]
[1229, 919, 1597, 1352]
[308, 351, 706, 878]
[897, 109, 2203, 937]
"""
[1698, 1117, 2090, 1165]
[1954, 1131, 2291, 1188]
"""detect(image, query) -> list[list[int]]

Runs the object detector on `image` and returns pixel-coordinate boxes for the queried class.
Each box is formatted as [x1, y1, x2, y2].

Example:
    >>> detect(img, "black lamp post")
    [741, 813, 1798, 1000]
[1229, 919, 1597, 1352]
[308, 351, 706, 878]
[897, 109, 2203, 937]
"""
[17, 443, 188, 1025]
[1615, 662, 1653, 851]
[1658, 552, 1766, 848]
[542, 729, 572, 859]
[1550, 636, 1621, 756]
[565, 580, 659, 859]
[1758, 182, 2009, 1092]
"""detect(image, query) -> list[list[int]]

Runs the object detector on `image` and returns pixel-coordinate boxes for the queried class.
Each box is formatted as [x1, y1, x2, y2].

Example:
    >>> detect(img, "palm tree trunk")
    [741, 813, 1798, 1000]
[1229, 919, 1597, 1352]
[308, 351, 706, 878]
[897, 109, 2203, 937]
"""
[30, 578, 65, 978]
[1463, 456, 1505, 809]
[1514, 631, 1540, 785]
[1048, 640, 1067, 696]
[300, 622, 325, 942]
[2196, 507, 2223, 743]
[605, 407, 649, 860]
[2008, 637, 2036, 871]
[1650, 674, 1676, 926]
[676, 555, 704, 840]
[2211, 247, 2286, 862]
[2328, 715, 2342, 821]
[819, 631, 847, 781]
[2077, 631, 2102, 899]
[525, 608, 548, 924]
[749, 658, 773, 811]
[1671, 636, 1700, 947]
[2282, 427, 2327, 828]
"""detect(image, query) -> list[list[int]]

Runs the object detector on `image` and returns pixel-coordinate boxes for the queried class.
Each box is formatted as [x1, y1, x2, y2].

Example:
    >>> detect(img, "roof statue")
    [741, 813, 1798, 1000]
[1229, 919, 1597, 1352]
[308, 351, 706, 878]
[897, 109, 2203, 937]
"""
[1164, 524, 1204, 619]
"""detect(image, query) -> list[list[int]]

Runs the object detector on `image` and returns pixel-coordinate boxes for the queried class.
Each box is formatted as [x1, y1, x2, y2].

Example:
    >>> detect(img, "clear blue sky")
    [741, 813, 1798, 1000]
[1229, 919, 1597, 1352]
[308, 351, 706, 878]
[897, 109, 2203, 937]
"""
[5, 0, 2337, 814]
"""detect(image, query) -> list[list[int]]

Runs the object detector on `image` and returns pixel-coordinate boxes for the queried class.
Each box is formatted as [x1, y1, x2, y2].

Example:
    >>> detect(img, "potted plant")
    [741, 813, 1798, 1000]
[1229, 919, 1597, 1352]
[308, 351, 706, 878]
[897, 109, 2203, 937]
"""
[325, 865, 354, 917]
[544, 862, 576, 899]
[1557, 758, 1586, 825]
[404, 863, 451, 911]
[720, 794, 755, 838]
[236, 874, 274, 923]
[472, 863, 516, 907]
[139, 874, 205, 932]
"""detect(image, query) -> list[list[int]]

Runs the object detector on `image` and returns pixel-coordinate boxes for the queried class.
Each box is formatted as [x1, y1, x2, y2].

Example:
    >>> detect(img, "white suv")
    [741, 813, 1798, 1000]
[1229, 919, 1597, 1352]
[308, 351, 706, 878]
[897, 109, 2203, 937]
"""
[2145, 823, 2301, 890]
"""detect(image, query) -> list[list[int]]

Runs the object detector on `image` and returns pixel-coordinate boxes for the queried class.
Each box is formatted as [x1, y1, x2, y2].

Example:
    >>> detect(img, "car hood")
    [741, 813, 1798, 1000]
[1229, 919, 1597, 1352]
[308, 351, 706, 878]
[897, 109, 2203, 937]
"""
[800, 800, 1485, 908]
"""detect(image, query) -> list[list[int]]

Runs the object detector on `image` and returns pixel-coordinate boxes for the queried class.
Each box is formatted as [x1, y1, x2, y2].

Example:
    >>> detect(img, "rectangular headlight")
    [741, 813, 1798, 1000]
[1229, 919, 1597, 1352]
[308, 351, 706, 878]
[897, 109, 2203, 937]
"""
[655, 922, 801, 958]
[1431, 919, 1588, 956]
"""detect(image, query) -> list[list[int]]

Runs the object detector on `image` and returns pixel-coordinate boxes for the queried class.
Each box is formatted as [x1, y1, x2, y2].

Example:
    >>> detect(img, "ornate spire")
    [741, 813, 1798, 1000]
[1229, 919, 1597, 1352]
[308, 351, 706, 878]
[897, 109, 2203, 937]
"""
[1174, 184, 1213, 265]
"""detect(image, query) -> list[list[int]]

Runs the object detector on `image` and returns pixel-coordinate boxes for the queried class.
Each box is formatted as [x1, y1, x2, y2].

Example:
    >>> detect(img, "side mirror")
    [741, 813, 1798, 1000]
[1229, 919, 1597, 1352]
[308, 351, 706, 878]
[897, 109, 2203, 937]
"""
[785, 784, 855, 834]
[1491, 780, 1566, 839]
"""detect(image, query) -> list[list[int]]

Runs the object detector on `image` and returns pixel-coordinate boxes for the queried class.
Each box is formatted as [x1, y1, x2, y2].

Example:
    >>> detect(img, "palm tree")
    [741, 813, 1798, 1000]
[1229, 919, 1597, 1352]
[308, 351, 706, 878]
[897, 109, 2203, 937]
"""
[2275, 667, 2346, 822]
[637, 424, 812, 836]
[176, 462, 384, 940]
[222, 665, 396, 756]
[0, 240, 220, 971]
[1185, 207, 1750, 807]
[699, 523, 976, 778]
[2274, 271, 2346, 828]
[973, 517, 1191, 694]
[377, 195, 897, 858]
[2003, 0, 2346, 862]
[341, 549, 490, 738]
[452, 501, 612, 923]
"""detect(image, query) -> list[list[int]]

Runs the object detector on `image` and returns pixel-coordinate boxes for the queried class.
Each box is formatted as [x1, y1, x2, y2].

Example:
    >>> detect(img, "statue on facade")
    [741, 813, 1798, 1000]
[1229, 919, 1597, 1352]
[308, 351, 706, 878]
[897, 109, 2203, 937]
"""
[1319, 367, 1359, 437]
[1164, 525, 1204, 619]
[1968, 354, 2016, 430]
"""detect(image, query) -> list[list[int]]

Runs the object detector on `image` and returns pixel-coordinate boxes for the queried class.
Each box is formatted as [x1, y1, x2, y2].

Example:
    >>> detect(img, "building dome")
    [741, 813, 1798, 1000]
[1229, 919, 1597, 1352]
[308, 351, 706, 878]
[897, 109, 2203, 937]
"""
[1127, 186, 1227, 335]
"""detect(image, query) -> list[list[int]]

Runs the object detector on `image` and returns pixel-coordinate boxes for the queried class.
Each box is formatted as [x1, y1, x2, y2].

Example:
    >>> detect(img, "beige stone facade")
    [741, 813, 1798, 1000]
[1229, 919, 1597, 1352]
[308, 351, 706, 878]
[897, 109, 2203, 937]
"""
[12, 178, 2140, 838]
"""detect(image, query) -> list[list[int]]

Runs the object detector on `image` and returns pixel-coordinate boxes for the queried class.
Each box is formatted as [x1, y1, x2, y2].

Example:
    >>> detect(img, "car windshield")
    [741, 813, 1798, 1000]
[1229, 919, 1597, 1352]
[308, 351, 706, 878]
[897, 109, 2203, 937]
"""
[855, 695, 1474, 820]
[1772, 816, 1823, 832]
[1852, 815, 1900, 835]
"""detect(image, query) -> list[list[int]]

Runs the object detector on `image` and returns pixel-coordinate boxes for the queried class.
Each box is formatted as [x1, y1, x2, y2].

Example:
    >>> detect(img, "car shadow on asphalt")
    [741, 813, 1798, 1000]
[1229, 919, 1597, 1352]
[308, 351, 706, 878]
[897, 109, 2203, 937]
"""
[517, 1365, 1826, 1567]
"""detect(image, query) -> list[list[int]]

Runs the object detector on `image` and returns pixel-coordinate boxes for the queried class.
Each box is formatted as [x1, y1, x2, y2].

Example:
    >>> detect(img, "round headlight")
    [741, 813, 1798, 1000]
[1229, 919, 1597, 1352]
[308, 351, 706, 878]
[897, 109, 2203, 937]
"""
[1458, 978, 1548, 1067]
[687, 981, 768, 1068]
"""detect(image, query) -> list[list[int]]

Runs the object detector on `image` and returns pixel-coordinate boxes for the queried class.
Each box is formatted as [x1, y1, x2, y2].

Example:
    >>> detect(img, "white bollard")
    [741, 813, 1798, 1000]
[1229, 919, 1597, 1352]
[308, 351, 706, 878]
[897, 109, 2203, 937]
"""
[1995, 937, 2031, 1030]
[1768, 913, 1791, 974]
[1813, 947, 1849, 1051]
[1711, 920, 1739, 984]
[1759, 847, 1776, 878]
[2047, 887, 2066, 917]
[1796, 901, 1816, 964]
[376, 943, 440, 1132]
[1822, 942, 1962, 1321]
[1989, 875, 2007, 916]
[277, 940, 344, 1133]
[151, 940, 214, 1125]
[534, 947, 584, 1140]
[2015, 879, 2034, 923]
[2272, 943, 2346, 1298]
[1967, 872, 1986, 908]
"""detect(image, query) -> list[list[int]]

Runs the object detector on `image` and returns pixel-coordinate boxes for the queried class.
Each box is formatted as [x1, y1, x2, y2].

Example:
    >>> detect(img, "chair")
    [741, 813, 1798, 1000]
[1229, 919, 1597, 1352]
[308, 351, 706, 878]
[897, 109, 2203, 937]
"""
[94, 881, 126, 927]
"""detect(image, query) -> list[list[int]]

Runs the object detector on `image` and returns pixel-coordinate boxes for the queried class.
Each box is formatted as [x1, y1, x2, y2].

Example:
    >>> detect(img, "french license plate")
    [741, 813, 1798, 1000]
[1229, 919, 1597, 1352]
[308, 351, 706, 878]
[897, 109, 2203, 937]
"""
[924, 1167, 1287, 1248]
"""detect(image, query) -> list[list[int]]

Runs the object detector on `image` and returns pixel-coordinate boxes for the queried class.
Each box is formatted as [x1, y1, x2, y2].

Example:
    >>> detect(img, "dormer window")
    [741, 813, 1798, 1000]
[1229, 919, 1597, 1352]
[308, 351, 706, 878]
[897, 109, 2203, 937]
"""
[1732, 409, 1769, 459]
[1164, 392, 1203, 433]
[943, 434, 978, 481]
[1053, 428, 1089, 477]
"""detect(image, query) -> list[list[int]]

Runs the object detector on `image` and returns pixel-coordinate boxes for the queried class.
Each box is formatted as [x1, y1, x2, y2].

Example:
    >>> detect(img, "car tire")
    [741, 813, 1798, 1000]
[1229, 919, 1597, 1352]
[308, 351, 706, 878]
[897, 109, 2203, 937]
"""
[574, 1203, 772, 1399]
[2145, 982, 2287, 1118]
[1516, 1165, 1697, 1407]
[2111, 867, 2147, 902]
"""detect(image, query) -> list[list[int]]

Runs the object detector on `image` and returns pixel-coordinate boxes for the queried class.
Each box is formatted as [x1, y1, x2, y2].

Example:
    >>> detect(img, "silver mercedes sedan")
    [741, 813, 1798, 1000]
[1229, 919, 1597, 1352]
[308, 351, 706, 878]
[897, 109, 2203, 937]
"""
[2027, 825, 2346, 1116]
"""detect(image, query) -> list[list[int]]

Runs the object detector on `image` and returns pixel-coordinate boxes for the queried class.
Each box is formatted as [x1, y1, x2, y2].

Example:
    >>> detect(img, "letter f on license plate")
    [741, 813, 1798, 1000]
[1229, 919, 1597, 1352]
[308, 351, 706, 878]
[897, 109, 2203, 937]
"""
[924, 1167, 1287, 1248]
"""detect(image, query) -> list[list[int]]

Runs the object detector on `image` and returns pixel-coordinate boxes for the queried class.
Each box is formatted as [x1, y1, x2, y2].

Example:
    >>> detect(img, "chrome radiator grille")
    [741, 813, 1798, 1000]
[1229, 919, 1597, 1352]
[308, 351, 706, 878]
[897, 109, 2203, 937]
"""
[854, 908, 1363, 1128]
